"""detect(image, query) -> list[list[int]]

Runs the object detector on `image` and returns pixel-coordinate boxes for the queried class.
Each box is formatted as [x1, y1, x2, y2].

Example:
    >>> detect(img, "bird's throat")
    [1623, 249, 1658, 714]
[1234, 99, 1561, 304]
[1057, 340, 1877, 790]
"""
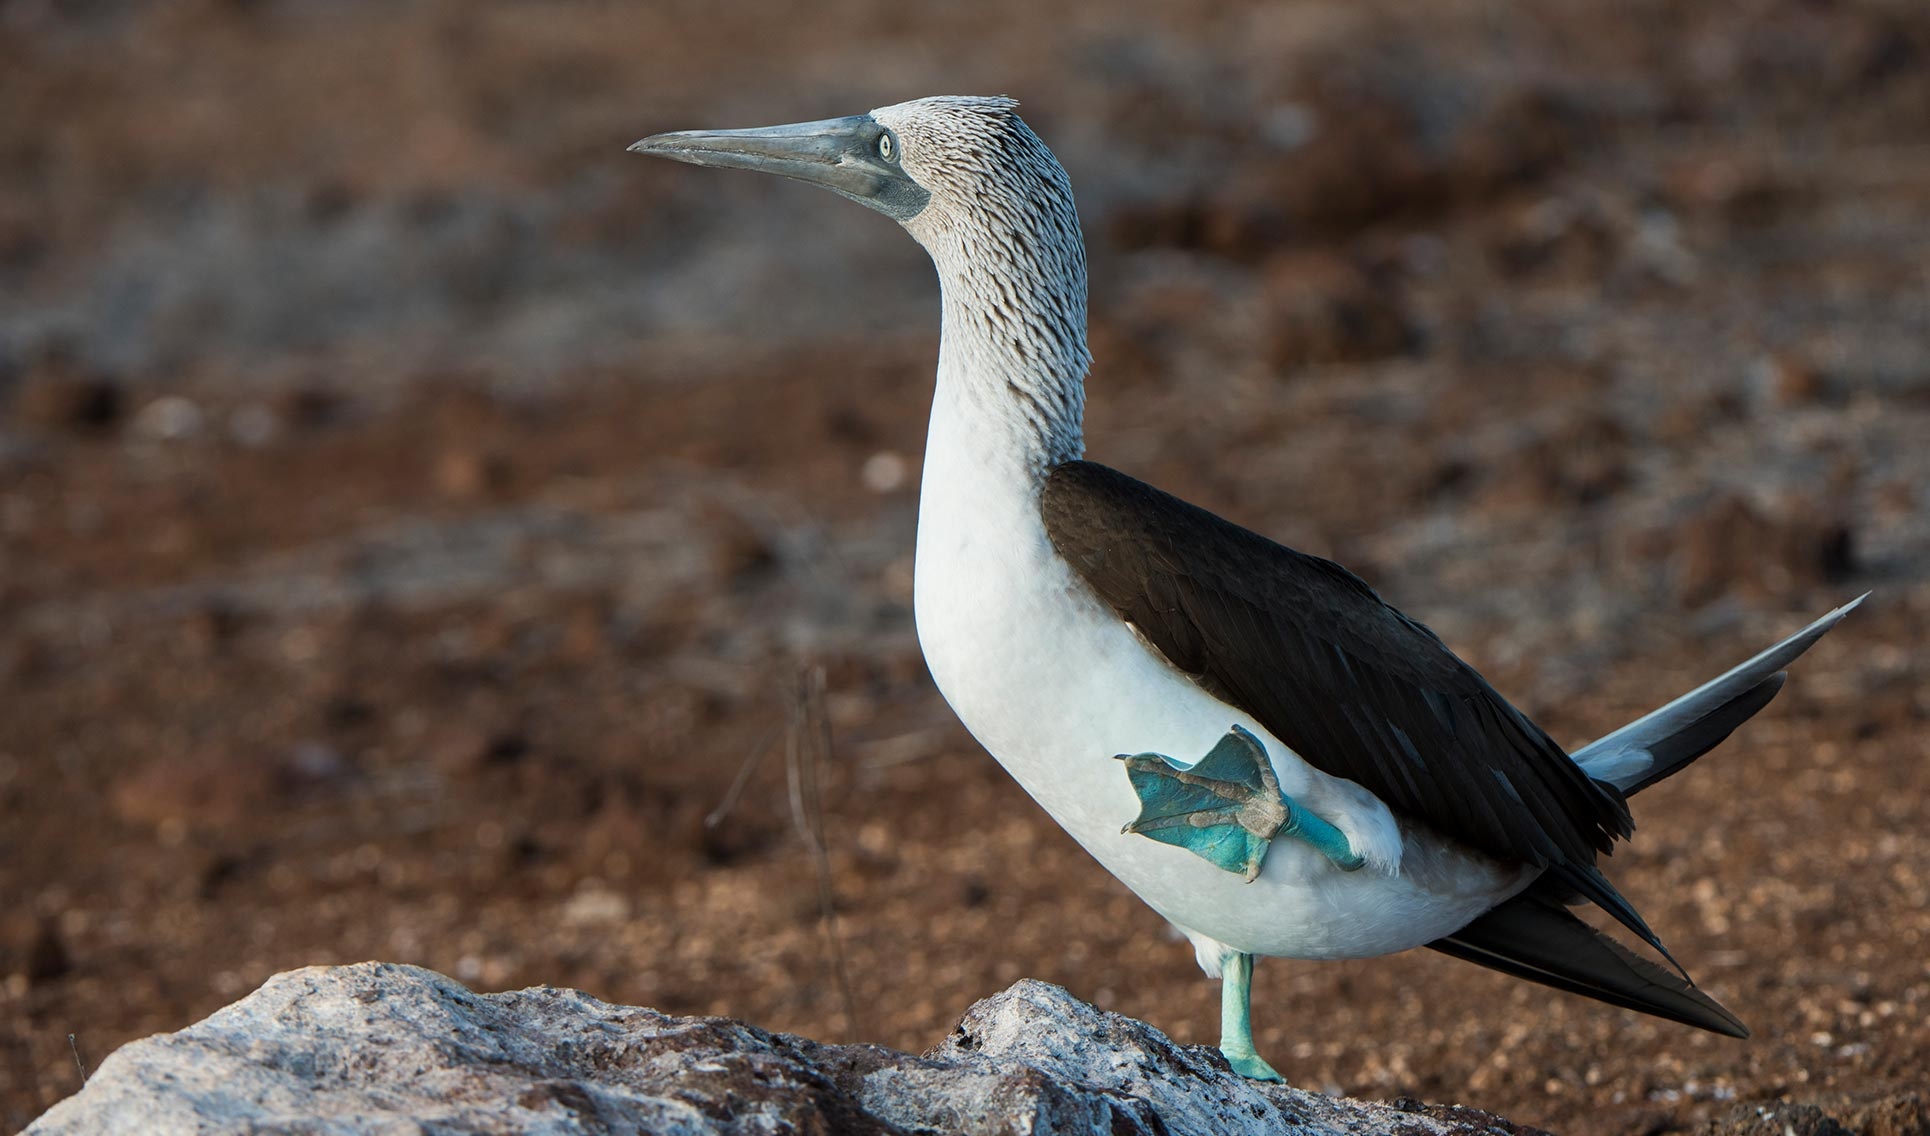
[926, 237, 1090, 479]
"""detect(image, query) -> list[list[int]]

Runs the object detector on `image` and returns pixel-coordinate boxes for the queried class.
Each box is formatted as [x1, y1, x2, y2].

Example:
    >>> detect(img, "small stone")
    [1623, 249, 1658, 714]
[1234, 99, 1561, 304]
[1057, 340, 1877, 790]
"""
[559, 883, 630, 927]
[131, 395, 206, 441]
[861, 450, 909, 493]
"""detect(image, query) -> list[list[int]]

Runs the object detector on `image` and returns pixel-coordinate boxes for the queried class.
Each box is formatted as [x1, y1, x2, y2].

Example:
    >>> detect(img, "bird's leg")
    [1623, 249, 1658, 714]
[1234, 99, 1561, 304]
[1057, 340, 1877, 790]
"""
[1218, 952, 1283, 1082]
[1116, 725, 1365, 880]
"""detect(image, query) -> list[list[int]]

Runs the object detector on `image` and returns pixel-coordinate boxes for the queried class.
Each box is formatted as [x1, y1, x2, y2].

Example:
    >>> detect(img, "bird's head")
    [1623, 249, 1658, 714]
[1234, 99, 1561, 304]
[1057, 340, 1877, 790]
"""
[630, 96, 1077, 260]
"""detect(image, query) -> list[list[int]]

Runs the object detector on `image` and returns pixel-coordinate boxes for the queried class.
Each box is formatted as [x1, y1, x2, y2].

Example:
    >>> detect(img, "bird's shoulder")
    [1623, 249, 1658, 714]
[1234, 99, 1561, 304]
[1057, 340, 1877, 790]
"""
[1038, 459, 1465, 685]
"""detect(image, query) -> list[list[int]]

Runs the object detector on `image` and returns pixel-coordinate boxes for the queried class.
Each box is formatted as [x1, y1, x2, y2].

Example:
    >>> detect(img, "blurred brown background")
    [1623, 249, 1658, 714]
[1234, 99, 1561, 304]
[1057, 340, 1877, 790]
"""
[2, 1, 1927, 1131]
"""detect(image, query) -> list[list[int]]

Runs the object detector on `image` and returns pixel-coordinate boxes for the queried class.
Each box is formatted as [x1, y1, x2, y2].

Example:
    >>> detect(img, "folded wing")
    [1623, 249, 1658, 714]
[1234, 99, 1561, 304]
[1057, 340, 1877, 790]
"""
[1040, 460, 1671, 962]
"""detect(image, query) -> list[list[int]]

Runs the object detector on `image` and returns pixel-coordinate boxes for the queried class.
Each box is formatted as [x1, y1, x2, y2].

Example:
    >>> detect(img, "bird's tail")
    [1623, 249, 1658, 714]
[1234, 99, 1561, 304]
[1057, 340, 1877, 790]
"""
[1428, 595, 1865, 1036]
[1429, 886, 1750, 1036]
[1570, 594, 1866, 795]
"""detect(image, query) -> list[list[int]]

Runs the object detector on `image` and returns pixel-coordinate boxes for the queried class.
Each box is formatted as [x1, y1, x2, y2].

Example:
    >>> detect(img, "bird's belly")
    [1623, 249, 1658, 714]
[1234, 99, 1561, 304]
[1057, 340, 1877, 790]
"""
[913, 522, 1531, 961]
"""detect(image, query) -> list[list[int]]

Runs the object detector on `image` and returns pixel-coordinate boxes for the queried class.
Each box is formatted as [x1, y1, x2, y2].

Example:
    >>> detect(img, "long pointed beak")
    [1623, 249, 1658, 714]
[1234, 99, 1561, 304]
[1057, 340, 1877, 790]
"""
[629, 114, 929, 221]
[630, 116, 869, 174]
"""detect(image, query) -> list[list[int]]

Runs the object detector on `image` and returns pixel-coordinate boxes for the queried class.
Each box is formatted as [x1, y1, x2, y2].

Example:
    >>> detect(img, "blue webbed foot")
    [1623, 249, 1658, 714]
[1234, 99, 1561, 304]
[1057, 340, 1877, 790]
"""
[1117, 725, 1364, 881]
[1220, 1044, 1285, 1083]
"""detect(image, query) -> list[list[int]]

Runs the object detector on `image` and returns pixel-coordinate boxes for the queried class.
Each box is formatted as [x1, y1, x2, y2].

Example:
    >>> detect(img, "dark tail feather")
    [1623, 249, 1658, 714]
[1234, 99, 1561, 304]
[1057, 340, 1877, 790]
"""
[1428, 889, 1749, 1038]
[1546, 861, 1688, 979]
[1477, 598, 1868, 1034]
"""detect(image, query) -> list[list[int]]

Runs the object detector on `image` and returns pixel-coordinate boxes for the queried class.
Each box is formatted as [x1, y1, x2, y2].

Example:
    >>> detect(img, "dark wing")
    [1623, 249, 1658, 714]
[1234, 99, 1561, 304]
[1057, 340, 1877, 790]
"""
[1041, 461, 1673, 961]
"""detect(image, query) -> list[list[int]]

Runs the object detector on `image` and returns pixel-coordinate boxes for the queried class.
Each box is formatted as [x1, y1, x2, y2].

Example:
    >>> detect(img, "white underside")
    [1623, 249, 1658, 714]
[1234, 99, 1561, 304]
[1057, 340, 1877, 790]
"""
[911, 380, 1536, 967]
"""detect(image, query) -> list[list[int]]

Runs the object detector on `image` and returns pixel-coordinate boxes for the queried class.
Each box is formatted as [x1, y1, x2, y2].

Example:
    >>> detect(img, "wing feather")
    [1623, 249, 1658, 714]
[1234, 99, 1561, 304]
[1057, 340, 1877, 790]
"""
[1040, 461, 1637, 885]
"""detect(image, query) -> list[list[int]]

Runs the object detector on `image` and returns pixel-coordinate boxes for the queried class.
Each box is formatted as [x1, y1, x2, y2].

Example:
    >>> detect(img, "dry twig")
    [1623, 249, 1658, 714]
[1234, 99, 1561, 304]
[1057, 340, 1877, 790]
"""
[787, 665, 861, 1041]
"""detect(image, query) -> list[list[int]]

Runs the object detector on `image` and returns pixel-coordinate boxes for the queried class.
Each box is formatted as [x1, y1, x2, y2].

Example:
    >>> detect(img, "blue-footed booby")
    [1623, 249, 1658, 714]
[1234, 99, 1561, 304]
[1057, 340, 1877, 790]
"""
[631, 96, 1863, 1081]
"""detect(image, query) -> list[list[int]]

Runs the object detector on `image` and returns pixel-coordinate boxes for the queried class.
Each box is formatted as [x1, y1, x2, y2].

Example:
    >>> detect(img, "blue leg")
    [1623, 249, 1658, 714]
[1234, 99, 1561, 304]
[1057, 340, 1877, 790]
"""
[1278, 797, 1363, 872]
[1219, 952, 1282, 1081]
[1118, 725, 1364, 880]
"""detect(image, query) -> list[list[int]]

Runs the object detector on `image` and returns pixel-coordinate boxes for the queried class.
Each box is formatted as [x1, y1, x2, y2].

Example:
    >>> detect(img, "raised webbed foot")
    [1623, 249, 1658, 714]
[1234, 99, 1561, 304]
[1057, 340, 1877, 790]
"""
[1117, 724, 1364, 880]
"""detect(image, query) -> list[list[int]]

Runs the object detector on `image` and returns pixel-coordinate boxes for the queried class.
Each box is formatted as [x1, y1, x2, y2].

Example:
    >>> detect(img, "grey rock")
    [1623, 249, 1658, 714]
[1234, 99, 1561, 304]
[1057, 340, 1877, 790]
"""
[27, 962, 1542, 1135]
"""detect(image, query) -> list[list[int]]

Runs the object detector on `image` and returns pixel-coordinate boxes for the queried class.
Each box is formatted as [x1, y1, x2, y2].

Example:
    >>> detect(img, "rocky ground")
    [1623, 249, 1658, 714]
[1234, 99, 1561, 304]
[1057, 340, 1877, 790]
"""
[2, 1, 1927, 1132]
[27, 964, 1565, 1136]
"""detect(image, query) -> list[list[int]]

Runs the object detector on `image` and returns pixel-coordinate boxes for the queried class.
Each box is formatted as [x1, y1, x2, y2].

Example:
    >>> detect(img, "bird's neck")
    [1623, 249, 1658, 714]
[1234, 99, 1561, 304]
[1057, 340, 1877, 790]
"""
[923, 221, 1090, 485]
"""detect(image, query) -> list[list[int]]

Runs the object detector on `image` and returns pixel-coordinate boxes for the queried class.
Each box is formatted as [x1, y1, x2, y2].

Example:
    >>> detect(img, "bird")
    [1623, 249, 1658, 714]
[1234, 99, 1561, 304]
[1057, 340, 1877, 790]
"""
[630, 95, 1863, 1081]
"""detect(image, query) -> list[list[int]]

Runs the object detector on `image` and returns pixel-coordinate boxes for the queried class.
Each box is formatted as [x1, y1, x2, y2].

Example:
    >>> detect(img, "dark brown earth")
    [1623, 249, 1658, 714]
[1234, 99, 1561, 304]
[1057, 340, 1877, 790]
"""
[2, 2, 1926, 1133]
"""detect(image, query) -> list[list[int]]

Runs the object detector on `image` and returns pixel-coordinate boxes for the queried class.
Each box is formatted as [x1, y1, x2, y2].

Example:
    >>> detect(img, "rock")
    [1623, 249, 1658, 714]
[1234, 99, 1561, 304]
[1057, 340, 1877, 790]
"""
[26, 963, 1544, 1136]
[1697, 1097, 1930, 1136]
[1840, 1093, 1930, 1136]
[1701, 1103, 1856, 1136]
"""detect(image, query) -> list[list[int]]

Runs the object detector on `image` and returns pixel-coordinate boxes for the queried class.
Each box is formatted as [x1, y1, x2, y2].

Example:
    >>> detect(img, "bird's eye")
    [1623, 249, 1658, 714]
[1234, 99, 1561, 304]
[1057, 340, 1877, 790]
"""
[878, 133, 896, 161]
